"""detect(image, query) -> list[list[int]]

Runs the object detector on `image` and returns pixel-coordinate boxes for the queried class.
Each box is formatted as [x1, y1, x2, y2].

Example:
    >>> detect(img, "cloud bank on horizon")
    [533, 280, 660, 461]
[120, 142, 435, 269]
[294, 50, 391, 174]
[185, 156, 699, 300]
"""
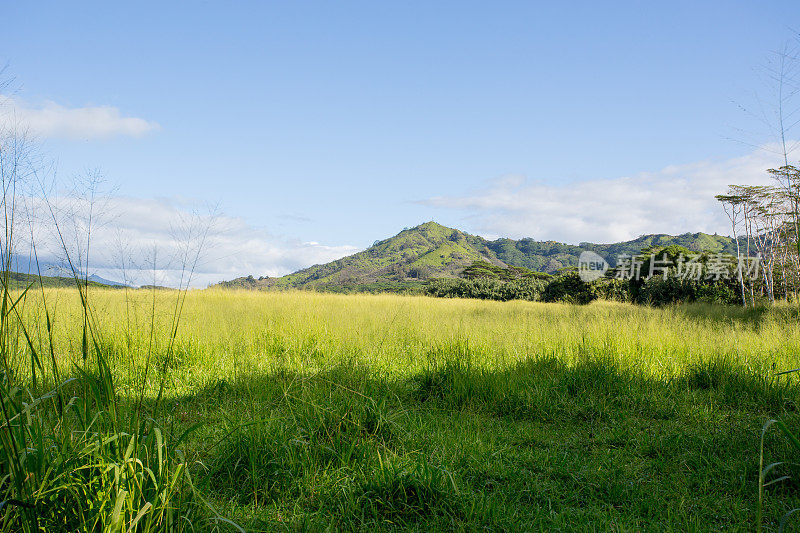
[422, 145, 787, 244]
[20, 195, 358, 288]
[0, 95, 355, 287]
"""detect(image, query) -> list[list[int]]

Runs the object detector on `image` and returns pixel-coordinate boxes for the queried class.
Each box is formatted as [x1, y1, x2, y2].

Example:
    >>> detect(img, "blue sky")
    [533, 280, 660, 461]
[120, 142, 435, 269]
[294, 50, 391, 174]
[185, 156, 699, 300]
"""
[2, 2, 799, 284]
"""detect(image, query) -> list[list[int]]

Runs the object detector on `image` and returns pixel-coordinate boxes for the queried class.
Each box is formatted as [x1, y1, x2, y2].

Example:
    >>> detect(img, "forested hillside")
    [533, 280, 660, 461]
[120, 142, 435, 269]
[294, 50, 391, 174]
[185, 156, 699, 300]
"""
[4, 271, 124, 290]
[218, 222, 740, 292]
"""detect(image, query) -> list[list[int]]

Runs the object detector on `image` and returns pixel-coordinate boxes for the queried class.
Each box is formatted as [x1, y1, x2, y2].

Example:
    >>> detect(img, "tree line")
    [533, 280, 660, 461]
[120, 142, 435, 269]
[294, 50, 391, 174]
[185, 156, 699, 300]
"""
[716, 165, 800, 306]
[426, 254, 744, 306]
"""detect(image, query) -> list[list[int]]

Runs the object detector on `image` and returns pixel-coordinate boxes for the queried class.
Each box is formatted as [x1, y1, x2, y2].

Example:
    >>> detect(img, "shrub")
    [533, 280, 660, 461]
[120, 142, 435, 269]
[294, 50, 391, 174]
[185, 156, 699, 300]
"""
[424, 277, 546, 302]
[635, 273, 740, 306]
[542, 272, 597, 304]
[408, 265, 432, 280]
[594, 277, 630, 302]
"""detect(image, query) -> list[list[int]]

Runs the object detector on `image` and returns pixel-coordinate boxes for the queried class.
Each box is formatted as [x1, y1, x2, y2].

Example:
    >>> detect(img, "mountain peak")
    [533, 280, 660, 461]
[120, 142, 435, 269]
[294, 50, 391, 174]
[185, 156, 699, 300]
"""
[217, 226, 741, 292]
[402, 221, 459, 238]
[411, 220, 451, 230]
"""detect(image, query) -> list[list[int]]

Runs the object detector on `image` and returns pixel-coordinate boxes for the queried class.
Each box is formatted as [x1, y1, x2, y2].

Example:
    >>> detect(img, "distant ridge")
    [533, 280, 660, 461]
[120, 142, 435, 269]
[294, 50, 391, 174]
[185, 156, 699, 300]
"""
[88, 274, 128, 287]
[217, 221, 740, 292]
[5, 271, 126, 289]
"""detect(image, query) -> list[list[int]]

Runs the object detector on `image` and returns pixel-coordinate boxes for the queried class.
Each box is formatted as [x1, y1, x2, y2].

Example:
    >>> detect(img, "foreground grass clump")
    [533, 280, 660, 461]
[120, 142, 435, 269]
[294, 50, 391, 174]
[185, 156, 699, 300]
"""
[0, 284, 232, 533]
[14, 289, 800, 530]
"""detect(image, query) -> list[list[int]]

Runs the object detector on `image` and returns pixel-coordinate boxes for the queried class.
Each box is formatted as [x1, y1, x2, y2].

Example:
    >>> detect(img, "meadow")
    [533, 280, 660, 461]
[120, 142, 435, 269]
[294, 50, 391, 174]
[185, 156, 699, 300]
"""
[6, 288, 800, 531]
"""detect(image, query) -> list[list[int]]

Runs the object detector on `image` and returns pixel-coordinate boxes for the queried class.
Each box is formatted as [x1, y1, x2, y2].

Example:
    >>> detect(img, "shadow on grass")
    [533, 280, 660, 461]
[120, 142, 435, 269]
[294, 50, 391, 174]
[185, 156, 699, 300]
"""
[667, 301, 777, 328]
[412, 354, 798, 422]
[107, 354, 800, 530]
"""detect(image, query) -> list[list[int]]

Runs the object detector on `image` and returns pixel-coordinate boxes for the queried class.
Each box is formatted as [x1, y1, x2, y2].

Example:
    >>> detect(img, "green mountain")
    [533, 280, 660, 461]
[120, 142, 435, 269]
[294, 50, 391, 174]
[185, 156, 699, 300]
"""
[217, 221, 741, 292]
[5, 271, 126, 290]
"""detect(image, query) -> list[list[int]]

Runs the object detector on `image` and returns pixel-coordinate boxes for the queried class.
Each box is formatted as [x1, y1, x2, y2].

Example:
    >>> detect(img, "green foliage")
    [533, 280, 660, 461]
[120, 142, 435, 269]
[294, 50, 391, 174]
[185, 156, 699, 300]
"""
[759, 417, 800, 532]
[461, 260, 547, 281]
[217, 222, 745, 296]
[3, 270, 124, 290]
[304, 280, 426, 294]
[426, 271, 608, 305]
[0, 388, 203, 530]
[485, 233, 741, 271]
[208, 372, 397, 507]
[407, 264, 432, 280]
[637, 276, 740, 306]
[593, 277, 631, 302]
[425, 248, 744, 306]
[629, 246, 743, 306]
[541, 272, 597, 304]
[425, 277, 547, 301]
[0, 281, 232, 531]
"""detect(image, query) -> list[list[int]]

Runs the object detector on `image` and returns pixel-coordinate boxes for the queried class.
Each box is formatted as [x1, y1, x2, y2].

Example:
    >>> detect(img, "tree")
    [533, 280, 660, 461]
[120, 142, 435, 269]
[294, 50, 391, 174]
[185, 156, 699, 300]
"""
[716, 188, 748, 305]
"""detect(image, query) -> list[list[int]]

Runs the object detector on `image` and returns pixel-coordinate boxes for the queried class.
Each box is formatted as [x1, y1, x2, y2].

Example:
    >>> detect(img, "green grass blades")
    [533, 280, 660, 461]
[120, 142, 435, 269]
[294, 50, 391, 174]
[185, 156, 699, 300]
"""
[0, 281, 232, 532]
[7, 288, 800, 530]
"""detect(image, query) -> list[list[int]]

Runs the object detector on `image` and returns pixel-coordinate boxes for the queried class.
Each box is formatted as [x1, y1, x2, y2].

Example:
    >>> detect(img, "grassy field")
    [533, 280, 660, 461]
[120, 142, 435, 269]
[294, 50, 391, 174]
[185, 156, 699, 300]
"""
[10, 288, 800, 531]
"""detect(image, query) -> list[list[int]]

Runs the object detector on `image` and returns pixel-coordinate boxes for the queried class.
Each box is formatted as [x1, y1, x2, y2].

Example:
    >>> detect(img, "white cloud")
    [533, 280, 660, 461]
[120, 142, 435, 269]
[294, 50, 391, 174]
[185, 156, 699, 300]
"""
[421, 146, 789, 243]
[17, 195, 356, 288]
[1, 96, 159, 140]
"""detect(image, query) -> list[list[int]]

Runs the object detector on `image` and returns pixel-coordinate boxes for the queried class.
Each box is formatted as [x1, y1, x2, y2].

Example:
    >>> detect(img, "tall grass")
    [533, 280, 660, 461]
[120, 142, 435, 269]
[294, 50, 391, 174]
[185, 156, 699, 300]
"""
[32, 289, 799, 386]
[0, 258, 236, 529]
[9, 288, 800, 529]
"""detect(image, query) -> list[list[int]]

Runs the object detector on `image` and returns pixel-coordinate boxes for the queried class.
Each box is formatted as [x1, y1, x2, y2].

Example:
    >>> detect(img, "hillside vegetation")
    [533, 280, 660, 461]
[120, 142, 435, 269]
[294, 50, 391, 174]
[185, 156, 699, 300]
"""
[3, 270, 124, 290]
[218, 221, 739, 292]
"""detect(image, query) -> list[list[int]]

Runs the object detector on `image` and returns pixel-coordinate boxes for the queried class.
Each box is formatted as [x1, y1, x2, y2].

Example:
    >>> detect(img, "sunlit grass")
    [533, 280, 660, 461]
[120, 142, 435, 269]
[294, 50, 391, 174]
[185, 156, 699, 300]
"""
[27, 288, 800, 384]
[12, 288, 800, 530]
